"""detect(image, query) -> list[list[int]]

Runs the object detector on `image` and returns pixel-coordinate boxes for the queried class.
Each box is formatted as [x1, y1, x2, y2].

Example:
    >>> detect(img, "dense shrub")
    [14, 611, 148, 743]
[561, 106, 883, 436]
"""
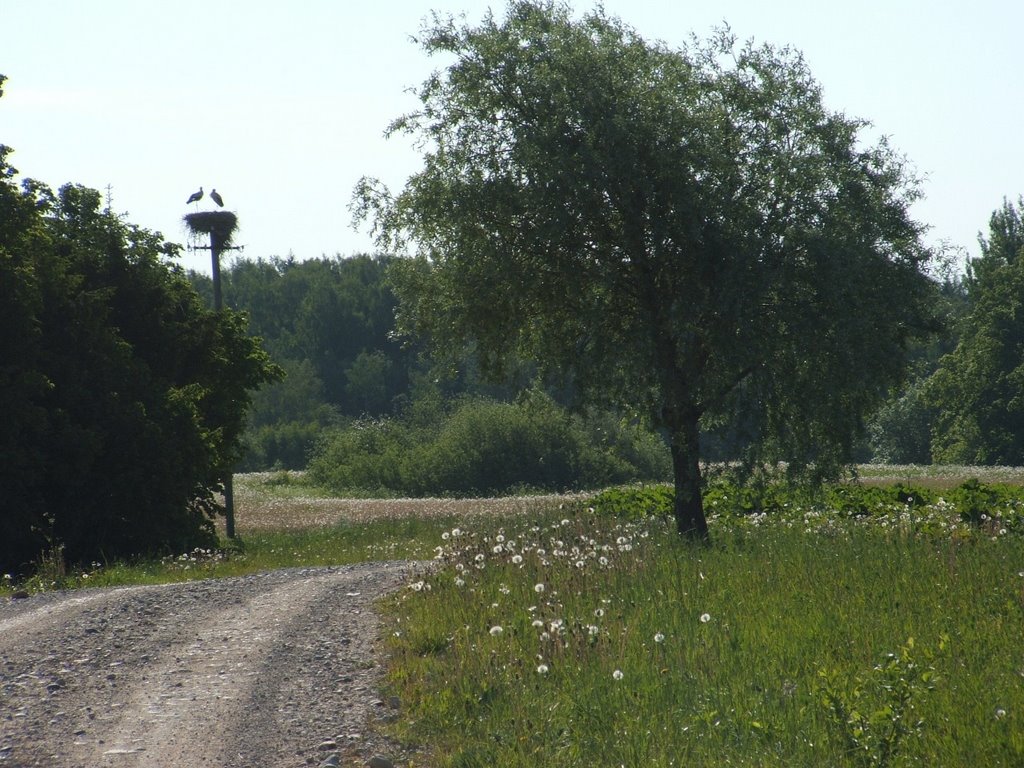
[587, 485, 675, 521]
[307, 391, 670, 496]
[239, 421, 323, 471]
[590, 478, 1024, 537]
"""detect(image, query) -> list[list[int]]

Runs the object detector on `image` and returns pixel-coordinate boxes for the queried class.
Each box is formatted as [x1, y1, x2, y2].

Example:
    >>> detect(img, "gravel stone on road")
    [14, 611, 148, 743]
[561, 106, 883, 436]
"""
[0, 561, 428, 767]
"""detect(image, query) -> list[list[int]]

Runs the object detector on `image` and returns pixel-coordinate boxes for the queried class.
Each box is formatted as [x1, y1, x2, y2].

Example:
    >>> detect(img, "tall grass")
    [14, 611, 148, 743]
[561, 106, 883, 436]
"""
[380, 502, 1024, 766]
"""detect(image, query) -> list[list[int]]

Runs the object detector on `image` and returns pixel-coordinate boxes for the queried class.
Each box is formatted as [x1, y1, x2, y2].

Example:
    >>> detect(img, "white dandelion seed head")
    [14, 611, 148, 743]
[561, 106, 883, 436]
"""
[700, 612, 711, 623]
[532, 619, 544, 628]
[454, 577, 465, 587]
[654, 632, 665, 643]
[613, 669, 624, 681]
[489, 626, 503, 636]
[537, 664, 549, 674]
[511, 554, 523, 565]
[535, 583, 546, 593]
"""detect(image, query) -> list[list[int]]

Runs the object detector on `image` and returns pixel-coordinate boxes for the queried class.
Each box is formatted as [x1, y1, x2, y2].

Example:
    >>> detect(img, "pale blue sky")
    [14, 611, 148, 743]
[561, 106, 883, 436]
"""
[4, 1, 1022, 274]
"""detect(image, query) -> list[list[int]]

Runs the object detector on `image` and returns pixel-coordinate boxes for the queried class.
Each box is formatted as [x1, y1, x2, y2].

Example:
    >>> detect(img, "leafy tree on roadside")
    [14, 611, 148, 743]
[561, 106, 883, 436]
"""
[353, 3, 936, 538]
[928, 198, 1024, 464]
[0, 86, 280, 572]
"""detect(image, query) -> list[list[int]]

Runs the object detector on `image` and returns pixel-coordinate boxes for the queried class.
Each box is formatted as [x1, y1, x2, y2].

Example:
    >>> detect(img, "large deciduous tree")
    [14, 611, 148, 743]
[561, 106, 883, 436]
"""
[354, 3, 935, 538]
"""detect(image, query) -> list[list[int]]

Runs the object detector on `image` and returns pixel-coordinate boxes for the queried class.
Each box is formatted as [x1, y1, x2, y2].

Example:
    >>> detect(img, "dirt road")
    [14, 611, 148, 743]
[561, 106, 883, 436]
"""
[0, 561, 426, 767]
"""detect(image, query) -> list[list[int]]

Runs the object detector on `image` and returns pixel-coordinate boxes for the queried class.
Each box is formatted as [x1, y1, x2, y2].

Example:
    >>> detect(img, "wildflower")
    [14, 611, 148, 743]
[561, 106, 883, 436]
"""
[535, 583, 546, 594]
[475, 553, 486, 562]
[700, 612, 711, 623]
[532, 619, 544, 628]
[489, 626, 504, 636]
[613, 669, 624, 681]
[511, 555, 523, 565]
[409, 581, 424, 592]
[537, 664, 549, 674]
[454, 577, 465, 587]
[588, 625, 600, 637]
[654, 632, 665, 643]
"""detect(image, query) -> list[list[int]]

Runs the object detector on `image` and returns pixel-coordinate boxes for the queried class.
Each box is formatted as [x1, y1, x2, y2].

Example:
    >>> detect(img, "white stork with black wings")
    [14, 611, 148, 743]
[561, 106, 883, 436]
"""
[210, 189, 224, 207]
[186, 186, 203, 205]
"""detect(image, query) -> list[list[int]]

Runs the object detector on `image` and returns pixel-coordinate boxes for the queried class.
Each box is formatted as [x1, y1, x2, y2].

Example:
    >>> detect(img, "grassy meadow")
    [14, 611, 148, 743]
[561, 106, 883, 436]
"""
[4, 467, 1024, 765]
[379, 471, 1024, 767]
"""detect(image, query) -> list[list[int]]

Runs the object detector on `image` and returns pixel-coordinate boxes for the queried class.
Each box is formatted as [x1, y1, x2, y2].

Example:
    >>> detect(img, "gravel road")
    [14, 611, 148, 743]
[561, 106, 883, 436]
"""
[0, 561, 428, 767]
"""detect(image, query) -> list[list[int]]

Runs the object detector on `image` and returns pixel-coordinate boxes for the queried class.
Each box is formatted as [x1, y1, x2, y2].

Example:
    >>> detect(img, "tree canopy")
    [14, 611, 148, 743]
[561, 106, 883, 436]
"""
[0, 85, 280, 572]
[928, 198, 1024, 464]
[354, 2, 937, 537]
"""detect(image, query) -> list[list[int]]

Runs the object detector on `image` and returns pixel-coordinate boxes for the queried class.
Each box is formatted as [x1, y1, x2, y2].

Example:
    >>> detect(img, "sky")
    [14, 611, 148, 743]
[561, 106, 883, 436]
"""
[4, 0, 1023, 275]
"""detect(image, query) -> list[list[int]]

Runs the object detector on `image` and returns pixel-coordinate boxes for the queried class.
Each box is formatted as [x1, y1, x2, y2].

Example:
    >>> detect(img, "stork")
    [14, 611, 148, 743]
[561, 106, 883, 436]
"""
[186, 186, 203, 205]
[210, 188, 224, 207]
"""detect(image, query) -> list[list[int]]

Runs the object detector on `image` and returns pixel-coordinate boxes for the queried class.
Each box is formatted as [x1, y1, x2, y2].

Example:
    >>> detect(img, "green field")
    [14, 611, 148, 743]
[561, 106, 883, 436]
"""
[6, 469, 1024, 766]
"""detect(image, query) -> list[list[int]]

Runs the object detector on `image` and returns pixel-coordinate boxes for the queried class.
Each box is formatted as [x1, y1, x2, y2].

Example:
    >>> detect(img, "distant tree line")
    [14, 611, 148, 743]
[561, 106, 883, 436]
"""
[188, 190, 1024, 489]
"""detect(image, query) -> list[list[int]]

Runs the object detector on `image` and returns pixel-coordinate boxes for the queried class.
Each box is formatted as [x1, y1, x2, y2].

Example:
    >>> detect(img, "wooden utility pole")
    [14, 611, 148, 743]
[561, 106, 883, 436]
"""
[184, 206, 242, 538]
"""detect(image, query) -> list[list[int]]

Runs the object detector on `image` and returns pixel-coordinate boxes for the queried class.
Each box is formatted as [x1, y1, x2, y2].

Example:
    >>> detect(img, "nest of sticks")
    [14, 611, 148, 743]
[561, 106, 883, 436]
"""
[184, 211, 239, 246]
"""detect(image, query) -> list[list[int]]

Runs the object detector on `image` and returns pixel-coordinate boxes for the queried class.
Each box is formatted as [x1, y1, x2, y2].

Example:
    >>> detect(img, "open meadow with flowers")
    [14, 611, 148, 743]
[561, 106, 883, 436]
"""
[381, 476, 1024, 766]
[5, 469, 1024, 765]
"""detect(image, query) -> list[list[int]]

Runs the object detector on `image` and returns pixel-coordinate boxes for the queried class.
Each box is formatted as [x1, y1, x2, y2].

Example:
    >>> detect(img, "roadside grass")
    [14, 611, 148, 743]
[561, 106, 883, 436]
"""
[3, 473, 575, 594]
[7, 517, 450, 594]
[380, 498, 1024, 766]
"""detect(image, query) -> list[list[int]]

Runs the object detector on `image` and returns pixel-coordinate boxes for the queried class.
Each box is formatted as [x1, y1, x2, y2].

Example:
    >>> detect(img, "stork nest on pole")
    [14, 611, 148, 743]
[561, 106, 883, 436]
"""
[184, 211, 239, 246]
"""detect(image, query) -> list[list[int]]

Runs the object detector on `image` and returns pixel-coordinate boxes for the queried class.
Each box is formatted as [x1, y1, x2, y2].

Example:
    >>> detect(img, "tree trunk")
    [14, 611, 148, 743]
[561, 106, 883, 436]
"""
[669, 407, 710, 542]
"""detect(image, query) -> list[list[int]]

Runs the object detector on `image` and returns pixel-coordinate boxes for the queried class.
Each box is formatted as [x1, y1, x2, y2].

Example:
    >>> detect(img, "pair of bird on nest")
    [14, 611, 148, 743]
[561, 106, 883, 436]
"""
[186, 187, 223, 207]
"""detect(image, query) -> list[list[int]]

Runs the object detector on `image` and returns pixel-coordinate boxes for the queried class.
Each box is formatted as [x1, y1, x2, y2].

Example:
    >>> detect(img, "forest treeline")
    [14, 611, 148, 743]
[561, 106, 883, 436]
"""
[188, 195, 1024, 480]
[187, 255, 673, 487]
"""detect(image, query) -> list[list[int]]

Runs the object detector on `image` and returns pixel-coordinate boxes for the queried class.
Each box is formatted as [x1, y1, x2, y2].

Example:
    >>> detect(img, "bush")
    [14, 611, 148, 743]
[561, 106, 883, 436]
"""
[307, 391, 670, 496]
[239, 421, 323, 471]
[588, 485, 675, 521]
